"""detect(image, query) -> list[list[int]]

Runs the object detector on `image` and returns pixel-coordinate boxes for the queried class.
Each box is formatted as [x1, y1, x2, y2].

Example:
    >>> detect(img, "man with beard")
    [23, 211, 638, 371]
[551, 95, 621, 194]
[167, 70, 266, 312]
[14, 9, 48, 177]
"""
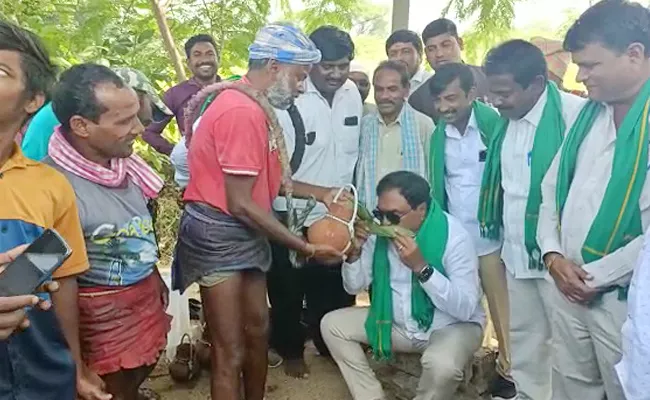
[357, 60, 433, 210]
[46, 64, 171, 400]
[173, 24, 346, 399]
[537, 2, 650, 399]
[409, 18, 489, 119]
[480, 39, 585, 400]
[0, 21, 110, 400]
[143, 34, 220, 155]
[385, 29, 432, 95]
[267, 25, 362, 380]
[349, 62, 376, 116]
[426, 63, 515, 399]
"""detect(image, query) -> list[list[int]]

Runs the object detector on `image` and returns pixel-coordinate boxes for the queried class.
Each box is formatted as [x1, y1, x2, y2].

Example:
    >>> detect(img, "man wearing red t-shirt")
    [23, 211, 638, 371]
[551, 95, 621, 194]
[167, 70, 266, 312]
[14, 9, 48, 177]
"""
[173, 24, 345, 400]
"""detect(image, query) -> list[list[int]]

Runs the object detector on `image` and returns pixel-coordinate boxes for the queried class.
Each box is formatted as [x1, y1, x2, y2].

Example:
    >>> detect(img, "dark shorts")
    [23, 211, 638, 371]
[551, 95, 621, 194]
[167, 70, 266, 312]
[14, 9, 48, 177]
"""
[172, 202, 272, 292]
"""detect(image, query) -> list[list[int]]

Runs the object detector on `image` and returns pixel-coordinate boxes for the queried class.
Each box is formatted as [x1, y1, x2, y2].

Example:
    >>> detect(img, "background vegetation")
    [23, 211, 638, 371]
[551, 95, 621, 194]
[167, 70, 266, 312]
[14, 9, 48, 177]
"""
[1, 0, 597, 263]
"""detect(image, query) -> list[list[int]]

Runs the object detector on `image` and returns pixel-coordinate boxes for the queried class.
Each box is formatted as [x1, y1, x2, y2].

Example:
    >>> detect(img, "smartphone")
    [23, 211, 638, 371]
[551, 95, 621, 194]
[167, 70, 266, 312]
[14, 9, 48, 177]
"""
[0, 229, 72, 297]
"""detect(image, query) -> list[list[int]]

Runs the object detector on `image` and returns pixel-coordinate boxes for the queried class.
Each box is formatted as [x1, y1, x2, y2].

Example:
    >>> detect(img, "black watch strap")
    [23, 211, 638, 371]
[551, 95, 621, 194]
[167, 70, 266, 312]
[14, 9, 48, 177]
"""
[417, 265, 434, 283]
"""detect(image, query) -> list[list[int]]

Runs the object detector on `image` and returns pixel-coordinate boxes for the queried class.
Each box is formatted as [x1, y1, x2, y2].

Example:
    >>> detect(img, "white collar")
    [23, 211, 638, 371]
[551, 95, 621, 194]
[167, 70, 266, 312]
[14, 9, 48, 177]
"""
[519, 87, 548, 127]
[445, 109, 479, 139]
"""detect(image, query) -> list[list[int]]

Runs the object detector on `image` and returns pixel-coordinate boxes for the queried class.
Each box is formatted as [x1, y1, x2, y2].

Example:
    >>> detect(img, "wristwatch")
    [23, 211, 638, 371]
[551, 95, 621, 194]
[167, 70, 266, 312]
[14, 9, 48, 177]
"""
[417, 265, 434, 283]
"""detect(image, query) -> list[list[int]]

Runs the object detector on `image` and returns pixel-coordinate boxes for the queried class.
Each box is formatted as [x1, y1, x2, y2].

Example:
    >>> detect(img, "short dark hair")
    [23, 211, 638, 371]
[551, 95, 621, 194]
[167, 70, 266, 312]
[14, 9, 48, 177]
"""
[422, 18, 459, 44]
[0, 21, 58, 103]
[385, 29, 423, 56]
[484, 39, 547, 88]
[373, 60, 410, 88]
[377, 171, 431, 210]
[309, 26, 355, 62]
[428, 63, 475, 97]
[564, 0, 650, 56]
[52, 63, 126, 133]
[184, 34, 218, 58]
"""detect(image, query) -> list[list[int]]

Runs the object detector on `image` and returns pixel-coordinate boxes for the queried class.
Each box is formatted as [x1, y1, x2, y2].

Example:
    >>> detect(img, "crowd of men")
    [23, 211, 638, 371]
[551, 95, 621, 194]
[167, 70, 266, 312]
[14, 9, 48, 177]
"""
[2, 0, 650, 400]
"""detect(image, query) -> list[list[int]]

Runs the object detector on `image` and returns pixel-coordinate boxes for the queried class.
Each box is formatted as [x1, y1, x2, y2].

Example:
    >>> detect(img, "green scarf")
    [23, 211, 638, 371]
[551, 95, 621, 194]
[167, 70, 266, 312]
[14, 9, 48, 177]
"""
[478, 81, 565, 270]
[429, 101, 501, 211]
[365, 200, 448, 360]
[556, 79, 650, 268]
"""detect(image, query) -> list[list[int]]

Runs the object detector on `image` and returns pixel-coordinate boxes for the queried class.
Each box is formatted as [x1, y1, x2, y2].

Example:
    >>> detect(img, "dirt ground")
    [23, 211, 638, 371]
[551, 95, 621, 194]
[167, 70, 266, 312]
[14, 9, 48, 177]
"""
[148, 340, 352, 400]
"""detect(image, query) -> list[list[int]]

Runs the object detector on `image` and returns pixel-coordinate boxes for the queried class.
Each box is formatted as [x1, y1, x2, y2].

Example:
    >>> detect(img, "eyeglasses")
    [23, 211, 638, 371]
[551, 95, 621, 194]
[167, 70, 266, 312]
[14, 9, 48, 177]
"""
[372, 208, 412, 225]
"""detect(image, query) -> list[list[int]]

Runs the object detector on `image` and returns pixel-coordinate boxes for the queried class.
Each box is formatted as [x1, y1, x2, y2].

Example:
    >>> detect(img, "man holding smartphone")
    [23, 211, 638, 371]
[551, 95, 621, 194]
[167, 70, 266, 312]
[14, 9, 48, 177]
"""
[0, 246, 55, 340]
[0, 21, 111, 400]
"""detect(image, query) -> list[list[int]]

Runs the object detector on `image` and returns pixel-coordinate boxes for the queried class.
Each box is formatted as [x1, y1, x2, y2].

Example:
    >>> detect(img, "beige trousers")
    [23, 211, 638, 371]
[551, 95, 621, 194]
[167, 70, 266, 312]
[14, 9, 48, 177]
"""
[506, 269, 554, 400]
[550, 285, 627, 400]
[320, 307, 482, 400]
[478, 251, 511, 377]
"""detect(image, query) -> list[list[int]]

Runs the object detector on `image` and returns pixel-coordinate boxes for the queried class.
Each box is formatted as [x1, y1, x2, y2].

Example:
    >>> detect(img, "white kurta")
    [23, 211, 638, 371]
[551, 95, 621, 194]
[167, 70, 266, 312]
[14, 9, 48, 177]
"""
[499, 88, 585, 400]
[537, 102, 650, 400]
[616, 228, 650, 400]
[443, 110, 502, 257]
[272, 78, 363, 226]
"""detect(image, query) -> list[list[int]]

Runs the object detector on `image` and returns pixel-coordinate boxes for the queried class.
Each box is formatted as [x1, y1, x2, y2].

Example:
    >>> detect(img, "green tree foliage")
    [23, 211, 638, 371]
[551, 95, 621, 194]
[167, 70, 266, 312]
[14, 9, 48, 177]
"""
[442, 0, 522, 64]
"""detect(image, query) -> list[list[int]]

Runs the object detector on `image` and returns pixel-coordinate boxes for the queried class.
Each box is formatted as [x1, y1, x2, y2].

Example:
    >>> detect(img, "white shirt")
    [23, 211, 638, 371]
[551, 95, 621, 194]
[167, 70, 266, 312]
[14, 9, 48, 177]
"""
[170, 118, 203, 189]
[342, 213, 485, 341]
[444, 110, 502, 256]
[409, 68, 433, 95]
[537, 104, 650, 288]
[501, 88, 585, 279]
[616, 228, 650, 400]
[273, 78, 363, 226]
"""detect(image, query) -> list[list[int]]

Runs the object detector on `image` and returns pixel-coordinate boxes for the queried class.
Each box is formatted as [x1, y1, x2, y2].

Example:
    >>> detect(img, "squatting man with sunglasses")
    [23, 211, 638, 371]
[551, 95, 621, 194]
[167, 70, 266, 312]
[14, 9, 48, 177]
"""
[319, 171, 485, 400]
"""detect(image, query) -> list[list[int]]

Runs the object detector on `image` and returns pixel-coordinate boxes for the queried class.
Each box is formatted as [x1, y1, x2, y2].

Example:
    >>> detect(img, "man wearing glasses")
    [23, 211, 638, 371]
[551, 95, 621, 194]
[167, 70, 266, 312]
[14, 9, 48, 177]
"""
[320, 171, 484, 400]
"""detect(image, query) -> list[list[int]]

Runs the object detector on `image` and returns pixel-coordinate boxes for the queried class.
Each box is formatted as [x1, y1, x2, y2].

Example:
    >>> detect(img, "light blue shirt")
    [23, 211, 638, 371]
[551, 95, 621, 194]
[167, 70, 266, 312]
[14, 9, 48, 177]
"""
[21, 102, 60, 161]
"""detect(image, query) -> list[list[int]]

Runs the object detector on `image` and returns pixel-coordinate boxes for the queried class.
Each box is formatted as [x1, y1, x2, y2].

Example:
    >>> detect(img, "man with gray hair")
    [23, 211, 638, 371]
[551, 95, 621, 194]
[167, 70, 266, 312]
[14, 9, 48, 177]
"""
[172, 23, 349, 399]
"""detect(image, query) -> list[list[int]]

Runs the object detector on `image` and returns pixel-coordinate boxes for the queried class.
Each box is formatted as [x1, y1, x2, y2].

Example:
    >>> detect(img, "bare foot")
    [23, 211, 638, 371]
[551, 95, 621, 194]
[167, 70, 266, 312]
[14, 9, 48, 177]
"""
[283, 358, 309, 379]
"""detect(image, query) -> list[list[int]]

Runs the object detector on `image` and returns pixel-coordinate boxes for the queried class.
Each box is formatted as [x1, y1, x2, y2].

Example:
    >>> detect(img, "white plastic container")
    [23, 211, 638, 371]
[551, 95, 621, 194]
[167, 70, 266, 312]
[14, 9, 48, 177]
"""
[160, 269, 192, 362]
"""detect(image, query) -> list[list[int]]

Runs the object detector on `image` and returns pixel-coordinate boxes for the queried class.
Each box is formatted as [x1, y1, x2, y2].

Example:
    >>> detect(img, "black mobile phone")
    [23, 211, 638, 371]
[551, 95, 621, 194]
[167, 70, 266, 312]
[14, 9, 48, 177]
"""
[0, 229, 72, 297]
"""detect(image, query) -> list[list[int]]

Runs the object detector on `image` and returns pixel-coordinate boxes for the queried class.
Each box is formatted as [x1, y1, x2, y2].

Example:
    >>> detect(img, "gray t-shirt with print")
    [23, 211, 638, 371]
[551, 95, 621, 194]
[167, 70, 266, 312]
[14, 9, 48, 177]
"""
[44, 157, 158, 287]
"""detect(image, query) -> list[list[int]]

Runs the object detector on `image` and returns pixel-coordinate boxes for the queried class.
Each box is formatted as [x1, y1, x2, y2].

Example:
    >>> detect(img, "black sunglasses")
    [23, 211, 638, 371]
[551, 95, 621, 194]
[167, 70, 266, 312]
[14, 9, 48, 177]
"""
[372, 208, 410, 225]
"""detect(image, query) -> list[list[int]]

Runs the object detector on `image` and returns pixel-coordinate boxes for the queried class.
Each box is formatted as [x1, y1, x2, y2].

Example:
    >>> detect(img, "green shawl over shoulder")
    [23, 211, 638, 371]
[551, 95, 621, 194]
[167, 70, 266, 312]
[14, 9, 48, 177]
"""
[478, 81, 565, 270]
[365, 200, 448, 360]
[429, 101, 501, 211]
[556, 80, 650, 267]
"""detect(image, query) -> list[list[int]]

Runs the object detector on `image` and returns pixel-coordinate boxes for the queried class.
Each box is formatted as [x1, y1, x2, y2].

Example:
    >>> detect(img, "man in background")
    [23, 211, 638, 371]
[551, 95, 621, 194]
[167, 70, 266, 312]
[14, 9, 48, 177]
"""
[409, 18, 489, 119]
[268, 25, 362, 380]
[349, 61, 376, 116]
[385, 29, 432, 94]
[357, 60, 432, 210]
[143, 34, 220, 155]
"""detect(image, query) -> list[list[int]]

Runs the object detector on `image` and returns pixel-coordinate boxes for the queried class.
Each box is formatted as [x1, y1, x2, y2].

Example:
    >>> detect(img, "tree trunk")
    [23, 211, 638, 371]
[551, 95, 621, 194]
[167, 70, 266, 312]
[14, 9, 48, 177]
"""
[149, 0, 187, 82]
[391, 0, 410, 32]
